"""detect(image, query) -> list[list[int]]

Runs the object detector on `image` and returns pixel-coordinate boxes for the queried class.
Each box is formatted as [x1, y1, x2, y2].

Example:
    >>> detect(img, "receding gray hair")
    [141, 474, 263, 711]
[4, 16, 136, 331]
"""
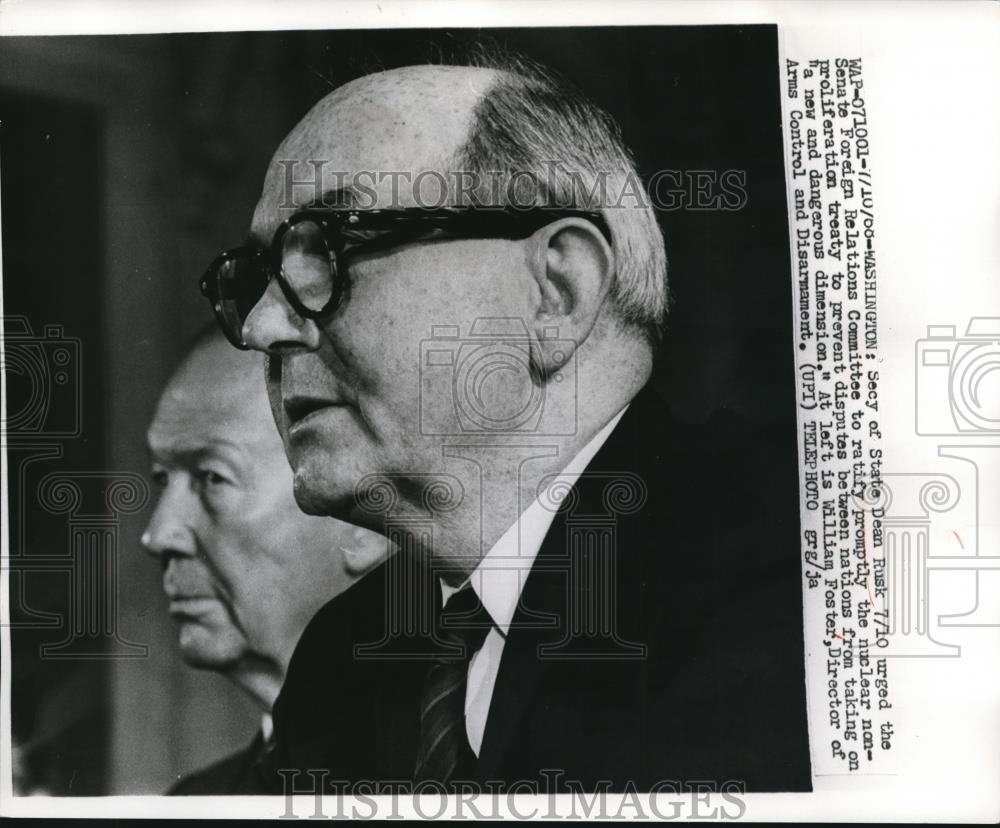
[451, 50, 669, 345]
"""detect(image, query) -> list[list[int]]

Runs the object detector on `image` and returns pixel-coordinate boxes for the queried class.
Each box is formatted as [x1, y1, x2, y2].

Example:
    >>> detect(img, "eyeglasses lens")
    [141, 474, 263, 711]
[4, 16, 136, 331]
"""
[214, 256, 269, 345]
[280, 220, 336, 313]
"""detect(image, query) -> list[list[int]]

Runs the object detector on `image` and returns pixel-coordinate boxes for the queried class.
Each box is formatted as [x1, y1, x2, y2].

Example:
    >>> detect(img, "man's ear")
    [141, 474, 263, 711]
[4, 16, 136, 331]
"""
[525, 217, 614, 374]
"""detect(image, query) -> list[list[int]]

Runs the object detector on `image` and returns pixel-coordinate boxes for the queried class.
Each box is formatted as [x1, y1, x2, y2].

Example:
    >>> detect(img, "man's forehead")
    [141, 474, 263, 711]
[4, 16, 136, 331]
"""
[251, 65, 498, 240]
[148, 343, 273, 449]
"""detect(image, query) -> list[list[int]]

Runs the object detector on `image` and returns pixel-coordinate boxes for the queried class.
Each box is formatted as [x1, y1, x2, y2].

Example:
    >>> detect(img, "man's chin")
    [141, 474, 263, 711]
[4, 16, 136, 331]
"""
[292, 466, 355, 518]
[176, 622, 245, 670]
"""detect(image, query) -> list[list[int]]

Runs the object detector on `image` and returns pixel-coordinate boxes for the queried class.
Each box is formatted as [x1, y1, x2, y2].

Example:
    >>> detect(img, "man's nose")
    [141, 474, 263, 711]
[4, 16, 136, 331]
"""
[242, 278, 322, 353]
[141, 483, 198, 561]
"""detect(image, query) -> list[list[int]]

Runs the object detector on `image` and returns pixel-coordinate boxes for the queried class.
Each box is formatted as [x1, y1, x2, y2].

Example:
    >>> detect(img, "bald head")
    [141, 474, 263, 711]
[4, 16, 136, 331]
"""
[253, 65, 498, 240]
[278, 64, 497, 165]
[154, 328, 276, 455]
[248, 58, 666, 343]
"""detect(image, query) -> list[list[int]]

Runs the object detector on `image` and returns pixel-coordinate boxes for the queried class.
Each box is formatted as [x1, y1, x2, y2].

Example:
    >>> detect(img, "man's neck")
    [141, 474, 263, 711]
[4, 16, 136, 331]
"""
[363, 338, 652, 584]
[227, 655, 285, 712]
[404, 405, 632, 585]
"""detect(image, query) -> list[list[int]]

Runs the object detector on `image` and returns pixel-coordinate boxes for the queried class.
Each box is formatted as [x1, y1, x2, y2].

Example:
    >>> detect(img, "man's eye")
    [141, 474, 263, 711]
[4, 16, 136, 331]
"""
[151, 469, 168, 488]
[196, 469, 229, 488]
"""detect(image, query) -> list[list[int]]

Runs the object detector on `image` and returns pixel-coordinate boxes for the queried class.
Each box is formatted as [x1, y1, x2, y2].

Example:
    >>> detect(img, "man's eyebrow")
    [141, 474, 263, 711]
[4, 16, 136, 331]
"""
[302, 185, 362, 211]
[146, 439, 246, 466]
[249, 185, 364, 246]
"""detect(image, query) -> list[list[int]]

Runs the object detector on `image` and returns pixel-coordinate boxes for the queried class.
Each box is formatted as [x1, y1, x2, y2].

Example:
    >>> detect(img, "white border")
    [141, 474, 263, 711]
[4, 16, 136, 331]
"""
[1, 0, 998, 821]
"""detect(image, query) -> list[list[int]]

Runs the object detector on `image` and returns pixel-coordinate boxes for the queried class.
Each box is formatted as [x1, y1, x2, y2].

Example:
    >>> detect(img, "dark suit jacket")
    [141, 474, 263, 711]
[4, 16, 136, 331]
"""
[265, 383, 812, 792]
[169, 731, 271, 795]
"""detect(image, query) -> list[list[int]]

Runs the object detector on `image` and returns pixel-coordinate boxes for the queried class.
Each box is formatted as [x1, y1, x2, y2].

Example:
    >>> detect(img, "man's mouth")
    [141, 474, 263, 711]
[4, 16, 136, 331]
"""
[284, 394, 344, 428]
[167, 596, 219, 619]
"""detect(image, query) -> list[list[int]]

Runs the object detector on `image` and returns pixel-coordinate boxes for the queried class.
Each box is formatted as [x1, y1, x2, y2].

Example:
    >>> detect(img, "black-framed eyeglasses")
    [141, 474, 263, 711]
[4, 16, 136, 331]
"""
[199, 206, 612, 349]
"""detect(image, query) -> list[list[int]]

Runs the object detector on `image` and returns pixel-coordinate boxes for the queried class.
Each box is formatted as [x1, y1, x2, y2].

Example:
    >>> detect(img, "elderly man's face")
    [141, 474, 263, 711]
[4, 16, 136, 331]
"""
[142, 337, 372, 670]
[242, 67, 536, 519]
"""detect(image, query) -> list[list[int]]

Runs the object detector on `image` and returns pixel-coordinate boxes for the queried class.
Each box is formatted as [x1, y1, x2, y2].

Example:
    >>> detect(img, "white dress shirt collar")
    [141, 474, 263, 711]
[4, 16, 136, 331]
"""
[441, 405, 628, 633]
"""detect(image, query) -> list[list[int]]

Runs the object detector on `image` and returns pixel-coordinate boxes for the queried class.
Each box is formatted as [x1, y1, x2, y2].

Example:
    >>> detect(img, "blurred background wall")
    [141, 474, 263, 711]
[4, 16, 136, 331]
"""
[1, 27, 794, 793]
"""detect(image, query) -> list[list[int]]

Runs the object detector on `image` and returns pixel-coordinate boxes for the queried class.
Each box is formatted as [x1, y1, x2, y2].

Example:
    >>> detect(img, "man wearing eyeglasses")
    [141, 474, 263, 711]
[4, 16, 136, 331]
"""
[200, 55, 811, 792]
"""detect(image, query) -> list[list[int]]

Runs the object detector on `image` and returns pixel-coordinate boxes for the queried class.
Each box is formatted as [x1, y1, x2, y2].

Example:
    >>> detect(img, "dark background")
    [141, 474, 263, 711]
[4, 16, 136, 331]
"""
[1, 25, 796, 793]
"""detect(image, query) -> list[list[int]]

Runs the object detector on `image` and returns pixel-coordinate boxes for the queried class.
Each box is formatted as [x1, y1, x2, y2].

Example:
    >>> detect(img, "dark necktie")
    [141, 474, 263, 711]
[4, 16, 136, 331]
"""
[413, 584, 493, 785]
